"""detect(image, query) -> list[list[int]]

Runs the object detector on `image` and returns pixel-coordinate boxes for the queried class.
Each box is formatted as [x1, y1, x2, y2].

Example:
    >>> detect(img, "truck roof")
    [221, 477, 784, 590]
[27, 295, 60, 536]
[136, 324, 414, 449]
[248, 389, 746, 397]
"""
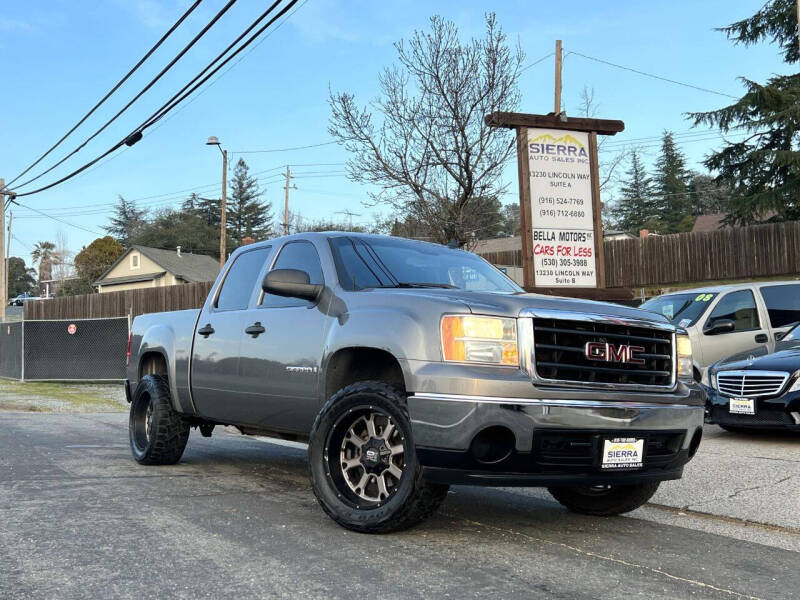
[659, 279, 800, 296]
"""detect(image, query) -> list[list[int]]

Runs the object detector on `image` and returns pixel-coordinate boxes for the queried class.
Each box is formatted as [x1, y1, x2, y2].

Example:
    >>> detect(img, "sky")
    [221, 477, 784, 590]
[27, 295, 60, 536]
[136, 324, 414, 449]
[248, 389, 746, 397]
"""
[0, 0, 790, 264]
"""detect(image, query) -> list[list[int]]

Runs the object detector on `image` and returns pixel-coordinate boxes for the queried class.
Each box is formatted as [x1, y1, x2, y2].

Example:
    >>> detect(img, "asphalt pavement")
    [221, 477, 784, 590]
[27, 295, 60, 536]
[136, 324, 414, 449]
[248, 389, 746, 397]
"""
[1, 411, 798, 600]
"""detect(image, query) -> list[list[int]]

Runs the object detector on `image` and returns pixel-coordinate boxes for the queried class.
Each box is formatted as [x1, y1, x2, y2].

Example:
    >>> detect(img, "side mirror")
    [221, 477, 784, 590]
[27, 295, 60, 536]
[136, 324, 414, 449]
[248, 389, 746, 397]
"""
[262, 269, 322, 302]
[704, 319, 735, 336]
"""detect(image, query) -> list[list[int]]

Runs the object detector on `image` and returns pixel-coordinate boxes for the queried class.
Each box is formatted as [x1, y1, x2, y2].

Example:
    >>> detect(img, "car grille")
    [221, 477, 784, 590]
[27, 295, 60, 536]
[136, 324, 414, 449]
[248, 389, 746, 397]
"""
[533, 430, 684, 471]
[532, 317, 674, 388]
[715, 371, 789, 398]
[711, 406, 795, 427]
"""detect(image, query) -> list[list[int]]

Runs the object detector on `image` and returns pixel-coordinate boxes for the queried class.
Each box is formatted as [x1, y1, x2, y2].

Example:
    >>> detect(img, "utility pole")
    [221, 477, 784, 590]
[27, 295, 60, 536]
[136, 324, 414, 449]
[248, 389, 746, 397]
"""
[220, 149, 227, 267]
[5, 210, 12, 308]
[336, 209, 361, 230]
[283, 165, 291, 235]
[797, 0, 799, 56]
[554, 39, 563, 115]
[0, 179, 6, 322]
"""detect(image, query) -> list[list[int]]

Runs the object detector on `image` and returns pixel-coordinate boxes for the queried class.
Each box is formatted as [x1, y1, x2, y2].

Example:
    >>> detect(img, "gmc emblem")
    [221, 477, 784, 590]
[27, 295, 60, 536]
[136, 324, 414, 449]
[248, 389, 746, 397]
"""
[584, 341, 646, 365]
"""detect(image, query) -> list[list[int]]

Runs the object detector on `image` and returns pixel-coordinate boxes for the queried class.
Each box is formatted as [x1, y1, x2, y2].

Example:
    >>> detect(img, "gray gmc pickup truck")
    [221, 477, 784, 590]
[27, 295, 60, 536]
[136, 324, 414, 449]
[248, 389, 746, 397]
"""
[126, 232, 704, 532]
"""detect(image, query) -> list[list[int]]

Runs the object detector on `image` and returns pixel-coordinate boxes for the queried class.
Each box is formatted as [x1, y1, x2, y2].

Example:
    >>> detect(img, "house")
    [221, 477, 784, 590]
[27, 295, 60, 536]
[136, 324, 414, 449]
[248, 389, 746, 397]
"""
[604, 230, 637, 242]
[692, 211, 778, 233]
[94, 246, 220, 293]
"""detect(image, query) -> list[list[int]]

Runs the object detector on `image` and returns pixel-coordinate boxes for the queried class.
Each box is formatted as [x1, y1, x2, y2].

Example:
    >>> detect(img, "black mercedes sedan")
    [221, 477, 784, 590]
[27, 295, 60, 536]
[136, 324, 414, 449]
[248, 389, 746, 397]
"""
[707, 323, 800, 432]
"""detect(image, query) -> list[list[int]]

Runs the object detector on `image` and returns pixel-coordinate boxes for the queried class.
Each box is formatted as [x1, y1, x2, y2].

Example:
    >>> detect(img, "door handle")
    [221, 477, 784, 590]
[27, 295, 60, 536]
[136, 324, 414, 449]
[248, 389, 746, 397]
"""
[245, 322, 266, 337]
[755, 333, 768, 343]
[197, 323, 215, 337]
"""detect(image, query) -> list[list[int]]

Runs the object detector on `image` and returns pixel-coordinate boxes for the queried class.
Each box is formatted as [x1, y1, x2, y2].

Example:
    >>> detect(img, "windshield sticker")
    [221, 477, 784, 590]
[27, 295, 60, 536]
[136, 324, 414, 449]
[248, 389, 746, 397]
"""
[679, 318, 692, 328]
[662, 306, 674, 320]
[695, 293, 713, 302]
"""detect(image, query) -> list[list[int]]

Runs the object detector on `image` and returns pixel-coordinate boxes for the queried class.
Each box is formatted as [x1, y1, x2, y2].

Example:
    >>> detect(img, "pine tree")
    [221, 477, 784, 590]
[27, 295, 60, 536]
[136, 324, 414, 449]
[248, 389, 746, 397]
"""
[612, 151, 658, 232]
[653, 131, 692, 232]
[689, 0, 800, 224]
[227, 158, 272, 246]
[105, 196, 147, 246]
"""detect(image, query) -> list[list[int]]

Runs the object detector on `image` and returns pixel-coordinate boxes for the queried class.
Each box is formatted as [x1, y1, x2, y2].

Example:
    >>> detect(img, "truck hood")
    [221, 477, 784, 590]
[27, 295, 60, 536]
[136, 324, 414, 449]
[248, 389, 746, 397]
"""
[714, 348, 800, 374]
[367, 288, 669, 326]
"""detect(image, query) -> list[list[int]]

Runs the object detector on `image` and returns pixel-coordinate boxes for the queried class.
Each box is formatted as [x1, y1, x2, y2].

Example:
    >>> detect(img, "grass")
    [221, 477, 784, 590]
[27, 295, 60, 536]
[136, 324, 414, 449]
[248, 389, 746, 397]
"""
[0, 379, 126, 412]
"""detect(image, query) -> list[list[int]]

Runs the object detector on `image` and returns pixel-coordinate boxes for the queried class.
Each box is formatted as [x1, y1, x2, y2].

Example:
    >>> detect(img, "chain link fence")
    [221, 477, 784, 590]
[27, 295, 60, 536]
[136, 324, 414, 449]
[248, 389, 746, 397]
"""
[7, 318, 129, 381]
[0, 322, 23, 379]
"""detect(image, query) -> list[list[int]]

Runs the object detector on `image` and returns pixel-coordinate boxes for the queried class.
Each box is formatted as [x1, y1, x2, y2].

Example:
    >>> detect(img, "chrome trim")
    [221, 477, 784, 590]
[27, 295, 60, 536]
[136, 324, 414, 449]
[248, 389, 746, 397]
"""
[715, 370, 790, 398]
[517, 309, 678, 393]
[409, 392, 697, 410]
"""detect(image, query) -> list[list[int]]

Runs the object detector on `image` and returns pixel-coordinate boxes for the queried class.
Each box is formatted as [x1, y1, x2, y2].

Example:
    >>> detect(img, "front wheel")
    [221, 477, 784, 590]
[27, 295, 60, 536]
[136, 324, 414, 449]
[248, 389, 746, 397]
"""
[308, 381, 449, 533]
[129, 375, 190, 465]
[547, 482, 660, 516]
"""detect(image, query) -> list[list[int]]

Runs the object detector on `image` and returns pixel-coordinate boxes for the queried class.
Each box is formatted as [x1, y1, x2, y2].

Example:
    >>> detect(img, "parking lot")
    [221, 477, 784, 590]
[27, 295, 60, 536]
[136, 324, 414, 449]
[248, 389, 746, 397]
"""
[1, 398, 797, 600]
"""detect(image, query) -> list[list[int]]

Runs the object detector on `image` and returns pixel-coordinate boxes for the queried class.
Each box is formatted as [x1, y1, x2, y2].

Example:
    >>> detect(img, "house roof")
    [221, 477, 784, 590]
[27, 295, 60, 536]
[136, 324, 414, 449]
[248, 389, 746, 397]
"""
[97, 272, 167, 286]
[94, 246, 220, 285]
[692, 214, 726, 233]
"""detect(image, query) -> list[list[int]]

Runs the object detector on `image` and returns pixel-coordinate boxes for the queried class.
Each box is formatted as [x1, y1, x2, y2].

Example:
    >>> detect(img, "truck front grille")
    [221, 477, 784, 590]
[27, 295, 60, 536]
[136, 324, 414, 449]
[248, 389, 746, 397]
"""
[715, 371, 789, 398]
[532, 317, 674, 388]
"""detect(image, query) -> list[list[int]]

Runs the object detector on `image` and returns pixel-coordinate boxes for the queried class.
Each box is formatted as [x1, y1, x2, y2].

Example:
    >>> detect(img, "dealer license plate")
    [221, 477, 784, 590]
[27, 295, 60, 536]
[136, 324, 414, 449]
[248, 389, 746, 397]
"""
[729, 397, 755, 415]
[601, 437, 644, 470]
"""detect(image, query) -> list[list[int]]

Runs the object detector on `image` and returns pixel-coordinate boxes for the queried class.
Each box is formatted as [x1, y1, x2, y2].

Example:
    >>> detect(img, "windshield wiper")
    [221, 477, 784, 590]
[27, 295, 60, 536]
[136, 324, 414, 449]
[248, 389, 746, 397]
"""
[395, 282, 458, 289]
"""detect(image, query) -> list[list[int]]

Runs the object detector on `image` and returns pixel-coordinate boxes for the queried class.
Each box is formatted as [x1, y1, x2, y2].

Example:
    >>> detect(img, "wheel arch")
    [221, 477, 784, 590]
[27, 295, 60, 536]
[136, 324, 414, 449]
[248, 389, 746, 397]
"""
[323, 346, 407, 402]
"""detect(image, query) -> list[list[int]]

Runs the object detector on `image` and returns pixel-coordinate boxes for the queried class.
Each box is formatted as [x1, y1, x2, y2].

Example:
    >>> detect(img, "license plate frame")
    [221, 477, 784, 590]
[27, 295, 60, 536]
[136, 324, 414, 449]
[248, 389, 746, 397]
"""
[729, 397, 756, 415]
[600, 437, 645, 470]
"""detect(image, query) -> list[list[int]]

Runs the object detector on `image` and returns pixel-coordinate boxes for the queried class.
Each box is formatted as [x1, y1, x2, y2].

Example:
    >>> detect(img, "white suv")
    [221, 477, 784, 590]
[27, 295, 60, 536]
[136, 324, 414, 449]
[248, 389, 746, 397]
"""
[640, 281, 800, 381]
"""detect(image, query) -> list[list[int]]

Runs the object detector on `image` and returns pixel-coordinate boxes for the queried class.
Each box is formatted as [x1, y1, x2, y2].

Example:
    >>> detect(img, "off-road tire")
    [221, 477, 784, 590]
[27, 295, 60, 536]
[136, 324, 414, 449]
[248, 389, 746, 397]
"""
[547, 482, 660, 516]
[129, 374, 190, 465]
[308, 381, 449, 533]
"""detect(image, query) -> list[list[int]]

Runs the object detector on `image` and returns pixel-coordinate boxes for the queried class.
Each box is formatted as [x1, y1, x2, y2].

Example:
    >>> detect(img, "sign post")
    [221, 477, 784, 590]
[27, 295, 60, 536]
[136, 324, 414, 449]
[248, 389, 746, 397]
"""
[486, 112, 623, 291]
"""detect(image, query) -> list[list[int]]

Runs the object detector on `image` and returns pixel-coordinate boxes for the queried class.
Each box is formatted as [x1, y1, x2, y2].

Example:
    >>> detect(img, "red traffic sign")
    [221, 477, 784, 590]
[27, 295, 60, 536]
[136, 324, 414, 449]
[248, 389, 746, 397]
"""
[67, 323, 77, 335]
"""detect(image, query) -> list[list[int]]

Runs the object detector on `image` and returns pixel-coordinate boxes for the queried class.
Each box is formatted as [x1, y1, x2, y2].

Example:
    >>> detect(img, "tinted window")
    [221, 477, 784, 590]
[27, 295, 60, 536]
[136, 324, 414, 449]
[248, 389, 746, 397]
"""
[329, 236, 520, 292]
[760, 284, 800, 328]
[640, 292, 716, 327]
[783, 323, 800, 342]
[262, 241, 323, 308]
[215, 247, 271, 311]
[706, 290, 759, 332]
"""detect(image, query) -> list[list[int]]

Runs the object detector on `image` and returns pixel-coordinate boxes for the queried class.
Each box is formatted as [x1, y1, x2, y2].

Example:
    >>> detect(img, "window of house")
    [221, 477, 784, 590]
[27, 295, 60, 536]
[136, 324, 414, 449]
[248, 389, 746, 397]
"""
[130, 253, 140, 269]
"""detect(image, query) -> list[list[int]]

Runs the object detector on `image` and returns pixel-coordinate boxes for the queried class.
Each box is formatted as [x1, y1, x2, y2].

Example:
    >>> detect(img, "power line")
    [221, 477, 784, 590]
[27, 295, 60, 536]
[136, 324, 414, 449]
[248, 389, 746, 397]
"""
[234, 141, 339, 154]
[566, 50, 739, 99]
[11, 0, 300, 199]
[11, 0, 240, 192]
[11, 200, 106, 236]
[520, 51, 555, 74]
[2, 0, 203, 190]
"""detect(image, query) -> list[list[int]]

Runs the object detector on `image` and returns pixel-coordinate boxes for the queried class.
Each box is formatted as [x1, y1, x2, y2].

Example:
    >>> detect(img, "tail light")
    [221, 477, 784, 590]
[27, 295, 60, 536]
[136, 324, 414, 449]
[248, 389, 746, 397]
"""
[126, 331, 133, 366]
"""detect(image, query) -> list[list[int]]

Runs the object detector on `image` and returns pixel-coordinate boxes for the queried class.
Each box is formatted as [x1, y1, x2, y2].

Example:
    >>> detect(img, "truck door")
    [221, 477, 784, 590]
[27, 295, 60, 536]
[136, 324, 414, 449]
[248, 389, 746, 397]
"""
[698, 289, 768, 366]
[237, 240, 330, 434]
[191, 246, 272, 423]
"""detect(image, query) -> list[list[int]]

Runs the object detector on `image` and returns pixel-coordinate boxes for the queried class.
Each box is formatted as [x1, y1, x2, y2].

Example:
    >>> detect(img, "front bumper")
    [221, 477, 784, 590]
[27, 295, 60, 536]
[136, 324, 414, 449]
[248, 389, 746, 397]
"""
[407, 393, 704, 487]
[706, 387, 800, 430]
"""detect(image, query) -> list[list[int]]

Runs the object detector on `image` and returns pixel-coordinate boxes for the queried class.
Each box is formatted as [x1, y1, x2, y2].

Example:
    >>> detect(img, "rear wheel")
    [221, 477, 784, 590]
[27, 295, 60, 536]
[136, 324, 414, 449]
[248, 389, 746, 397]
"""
[308, 381, 449, 533]
[129, 375, 190, 465]
[547, 482, 659, 516]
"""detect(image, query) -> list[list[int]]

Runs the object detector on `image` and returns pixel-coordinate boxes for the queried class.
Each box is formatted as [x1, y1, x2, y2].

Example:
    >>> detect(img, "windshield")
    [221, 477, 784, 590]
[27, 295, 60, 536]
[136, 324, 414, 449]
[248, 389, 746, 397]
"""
[640, 292, 717, 327]
[329, 236, 522, 293]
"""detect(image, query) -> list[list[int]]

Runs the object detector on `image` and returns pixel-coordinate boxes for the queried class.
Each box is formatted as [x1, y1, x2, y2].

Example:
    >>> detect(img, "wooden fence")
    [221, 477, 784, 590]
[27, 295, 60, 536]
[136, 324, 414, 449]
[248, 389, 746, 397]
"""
[24, 281, 214, 320]
[479, 221, 800, 289]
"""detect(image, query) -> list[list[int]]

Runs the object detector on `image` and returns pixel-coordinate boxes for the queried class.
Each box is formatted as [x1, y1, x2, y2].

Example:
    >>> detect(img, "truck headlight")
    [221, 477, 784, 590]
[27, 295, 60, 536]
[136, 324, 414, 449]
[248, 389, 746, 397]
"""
[676, 333, 693, 382]
[441, 315, 518, 366]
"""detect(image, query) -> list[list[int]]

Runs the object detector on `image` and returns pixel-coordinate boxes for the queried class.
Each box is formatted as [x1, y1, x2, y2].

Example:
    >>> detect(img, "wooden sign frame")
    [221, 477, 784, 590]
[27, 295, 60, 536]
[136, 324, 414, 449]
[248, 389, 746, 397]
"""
[486, 111, 624, 290]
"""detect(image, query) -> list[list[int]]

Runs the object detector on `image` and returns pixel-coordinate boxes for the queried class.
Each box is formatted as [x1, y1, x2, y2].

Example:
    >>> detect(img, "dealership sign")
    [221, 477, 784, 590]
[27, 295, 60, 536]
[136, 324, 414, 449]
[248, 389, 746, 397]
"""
[527, 128, 597, 287]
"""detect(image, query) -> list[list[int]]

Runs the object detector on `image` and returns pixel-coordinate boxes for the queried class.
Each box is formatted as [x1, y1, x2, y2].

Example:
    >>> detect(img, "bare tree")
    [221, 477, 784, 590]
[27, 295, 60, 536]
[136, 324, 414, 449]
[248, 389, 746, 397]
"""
[576, 85, 626, 192]
[329, 14, 524, 246]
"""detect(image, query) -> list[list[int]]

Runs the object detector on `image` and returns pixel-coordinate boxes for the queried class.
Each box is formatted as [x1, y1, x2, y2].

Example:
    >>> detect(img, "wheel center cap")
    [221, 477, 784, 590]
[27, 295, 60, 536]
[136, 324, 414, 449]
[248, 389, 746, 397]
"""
[361, 439, 390, 471]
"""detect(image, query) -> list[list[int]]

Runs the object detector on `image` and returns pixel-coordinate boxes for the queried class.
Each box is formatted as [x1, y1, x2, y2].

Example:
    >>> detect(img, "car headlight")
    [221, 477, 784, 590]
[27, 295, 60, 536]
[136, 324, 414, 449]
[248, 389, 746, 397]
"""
[441, 315, 518, 366]
[789, 371, 800, 392]
[676, 333, 694, 382]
